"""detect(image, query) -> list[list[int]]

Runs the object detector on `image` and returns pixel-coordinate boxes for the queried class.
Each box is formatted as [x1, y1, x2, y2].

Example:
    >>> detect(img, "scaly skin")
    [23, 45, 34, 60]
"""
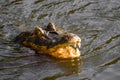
[15, 22, 81, 59]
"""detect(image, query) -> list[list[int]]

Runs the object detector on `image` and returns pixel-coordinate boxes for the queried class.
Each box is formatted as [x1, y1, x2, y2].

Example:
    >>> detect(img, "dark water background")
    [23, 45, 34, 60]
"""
[0, 0, 120, 80]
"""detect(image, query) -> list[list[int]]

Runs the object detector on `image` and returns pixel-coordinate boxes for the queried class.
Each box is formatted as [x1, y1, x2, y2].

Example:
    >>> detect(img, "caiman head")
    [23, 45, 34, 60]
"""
[15, 22, 81, 59]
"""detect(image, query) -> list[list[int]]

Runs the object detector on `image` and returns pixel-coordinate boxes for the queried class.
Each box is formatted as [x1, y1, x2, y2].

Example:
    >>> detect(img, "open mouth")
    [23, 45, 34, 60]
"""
[70, 43, 81, 51]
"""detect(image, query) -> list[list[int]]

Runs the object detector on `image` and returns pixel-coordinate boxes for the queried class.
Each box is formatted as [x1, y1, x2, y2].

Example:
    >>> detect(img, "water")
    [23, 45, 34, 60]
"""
[0, 0, 120, 80]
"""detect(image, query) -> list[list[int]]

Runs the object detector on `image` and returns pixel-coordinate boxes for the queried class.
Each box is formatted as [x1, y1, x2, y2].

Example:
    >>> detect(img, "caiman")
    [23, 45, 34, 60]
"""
[14, 22, 81, 59]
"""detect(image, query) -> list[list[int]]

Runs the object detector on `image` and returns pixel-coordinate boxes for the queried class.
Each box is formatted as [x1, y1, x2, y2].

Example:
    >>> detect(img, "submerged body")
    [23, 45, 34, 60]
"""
[15, 23, 81, 59]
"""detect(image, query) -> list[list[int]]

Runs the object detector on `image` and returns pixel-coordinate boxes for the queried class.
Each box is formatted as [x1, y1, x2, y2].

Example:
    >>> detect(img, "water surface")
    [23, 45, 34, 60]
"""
[0, 0, 120, 80]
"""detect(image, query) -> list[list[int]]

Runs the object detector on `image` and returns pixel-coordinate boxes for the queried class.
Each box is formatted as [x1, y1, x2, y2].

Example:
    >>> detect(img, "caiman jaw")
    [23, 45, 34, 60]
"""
[46, 34, 81, 59]
[48, 43, 81, 59]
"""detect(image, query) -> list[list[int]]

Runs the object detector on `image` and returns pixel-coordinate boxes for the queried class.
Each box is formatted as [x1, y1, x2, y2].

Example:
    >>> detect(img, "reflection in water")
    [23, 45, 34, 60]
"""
[0, 0, 120, 80]
[0, 55, 83, 80]
[42, 58, 82, 80]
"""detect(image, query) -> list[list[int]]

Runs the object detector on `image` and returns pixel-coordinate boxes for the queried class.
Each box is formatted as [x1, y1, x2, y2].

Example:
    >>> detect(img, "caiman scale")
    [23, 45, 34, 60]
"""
[14, 22, 81, 59]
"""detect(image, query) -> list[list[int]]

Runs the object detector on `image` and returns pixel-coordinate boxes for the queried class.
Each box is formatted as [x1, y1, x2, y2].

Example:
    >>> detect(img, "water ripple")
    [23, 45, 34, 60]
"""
[68, 2, 94, 15]
[34, 0, 45, 4]
[100, 57, 120, 67]
[0, 61, 40, 71]
[83, 34, 120, 56]
[3, 0, 23, 7]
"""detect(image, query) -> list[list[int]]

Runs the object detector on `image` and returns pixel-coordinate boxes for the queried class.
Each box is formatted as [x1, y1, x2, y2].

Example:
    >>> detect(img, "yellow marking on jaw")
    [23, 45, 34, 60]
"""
[22, 41, 80, 59]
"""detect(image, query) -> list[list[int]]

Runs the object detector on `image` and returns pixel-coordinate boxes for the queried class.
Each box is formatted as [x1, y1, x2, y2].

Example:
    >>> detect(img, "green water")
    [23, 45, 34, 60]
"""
[0, 0, 120, 80]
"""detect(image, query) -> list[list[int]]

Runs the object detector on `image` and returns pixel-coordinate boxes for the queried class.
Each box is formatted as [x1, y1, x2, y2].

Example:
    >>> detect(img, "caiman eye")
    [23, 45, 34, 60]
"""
[47, 22, 56, 31]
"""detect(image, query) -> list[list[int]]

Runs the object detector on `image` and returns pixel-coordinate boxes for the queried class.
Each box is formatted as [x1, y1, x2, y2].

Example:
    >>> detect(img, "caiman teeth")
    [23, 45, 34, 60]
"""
[70, 43, 80, 50]
[77, 43, 81, 49]
[70, 45, 76, 50]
